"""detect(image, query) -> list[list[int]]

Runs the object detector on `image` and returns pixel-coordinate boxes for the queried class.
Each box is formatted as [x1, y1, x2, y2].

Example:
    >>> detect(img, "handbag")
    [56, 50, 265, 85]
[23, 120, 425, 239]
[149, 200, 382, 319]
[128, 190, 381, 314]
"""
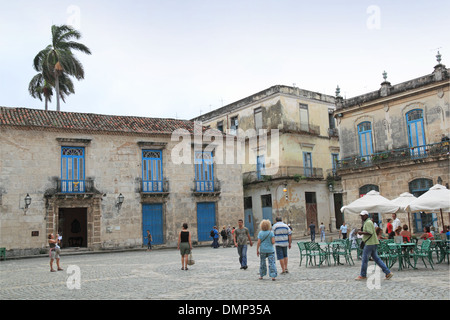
[187, 252, 195, 265]
[360, 233, 372, 250]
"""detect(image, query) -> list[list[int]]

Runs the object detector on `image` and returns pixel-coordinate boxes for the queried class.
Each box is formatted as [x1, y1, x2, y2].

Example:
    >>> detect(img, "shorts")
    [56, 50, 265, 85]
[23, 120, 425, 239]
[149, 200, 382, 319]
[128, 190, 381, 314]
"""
[275, 246, 288, 260]
[50, 248, 60, 259]
[179, 242, 191, 256]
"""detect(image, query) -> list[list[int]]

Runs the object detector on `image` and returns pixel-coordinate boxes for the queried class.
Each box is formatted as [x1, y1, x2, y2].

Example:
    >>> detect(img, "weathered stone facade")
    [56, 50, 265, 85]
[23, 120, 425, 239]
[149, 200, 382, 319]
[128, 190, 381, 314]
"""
[0, 108, 243, 256]
[193, 85, 341, 237]
[335, 60, 450, 233]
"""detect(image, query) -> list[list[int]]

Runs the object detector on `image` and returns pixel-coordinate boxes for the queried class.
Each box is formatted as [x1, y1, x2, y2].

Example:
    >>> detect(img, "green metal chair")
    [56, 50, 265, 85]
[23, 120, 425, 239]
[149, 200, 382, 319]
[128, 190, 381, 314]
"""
[386, 243, 403, 271]
[304, 242, 329, 267]
[410, 239, 434, 270]
[297, 241, 308, 266]
[376, 241, 390, 267]
[331, 239, 354, 265]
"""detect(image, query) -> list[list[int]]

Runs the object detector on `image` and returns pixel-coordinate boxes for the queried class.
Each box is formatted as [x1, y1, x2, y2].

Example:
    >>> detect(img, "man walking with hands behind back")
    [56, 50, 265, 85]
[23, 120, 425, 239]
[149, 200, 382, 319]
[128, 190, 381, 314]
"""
[272, 216, 292, 274]
[234, 219, 253, 270]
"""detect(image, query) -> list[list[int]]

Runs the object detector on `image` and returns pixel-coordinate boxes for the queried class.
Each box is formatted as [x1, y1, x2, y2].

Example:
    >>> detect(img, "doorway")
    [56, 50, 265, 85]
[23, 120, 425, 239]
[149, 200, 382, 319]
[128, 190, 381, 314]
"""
[58, 208, 88, 248]
[305, 192, 317, 230]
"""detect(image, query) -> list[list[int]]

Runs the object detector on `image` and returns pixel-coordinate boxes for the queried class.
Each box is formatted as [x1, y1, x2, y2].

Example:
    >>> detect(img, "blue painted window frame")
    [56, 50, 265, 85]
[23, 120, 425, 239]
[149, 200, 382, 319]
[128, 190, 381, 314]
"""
[256, 155, 265, 179]
[195, 151, 214, 192]
[331, 153, 339, 175]
[61, 147, 85, 193]
[406, 109, 426, 158]
[142, 150, 163, 192]
[303, 152, 313, 177]
[409, 178, 437, 232]
[358, 122, 373, 157]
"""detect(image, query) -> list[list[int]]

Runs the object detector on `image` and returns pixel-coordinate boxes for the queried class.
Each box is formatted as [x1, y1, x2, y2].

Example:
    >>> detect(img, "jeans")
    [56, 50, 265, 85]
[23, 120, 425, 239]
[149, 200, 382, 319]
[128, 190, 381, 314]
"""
[237, 245, 248, 267]
[310, 232, 315, 242]
[360, 244, 391, 277]
[320, 231, 325, 242]
[259, 252, 277, 278]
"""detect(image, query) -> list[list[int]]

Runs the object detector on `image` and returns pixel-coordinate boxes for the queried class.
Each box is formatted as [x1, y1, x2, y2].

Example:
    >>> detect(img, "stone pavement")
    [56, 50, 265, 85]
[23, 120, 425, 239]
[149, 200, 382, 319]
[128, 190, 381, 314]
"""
[0, 241, 449, 300]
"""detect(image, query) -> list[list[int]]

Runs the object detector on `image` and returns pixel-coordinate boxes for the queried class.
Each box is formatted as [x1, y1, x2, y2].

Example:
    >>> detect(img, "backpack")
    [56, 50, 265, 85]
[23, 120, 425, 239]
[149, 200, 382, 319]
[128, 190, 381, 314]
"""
[210, 230, 215, 238]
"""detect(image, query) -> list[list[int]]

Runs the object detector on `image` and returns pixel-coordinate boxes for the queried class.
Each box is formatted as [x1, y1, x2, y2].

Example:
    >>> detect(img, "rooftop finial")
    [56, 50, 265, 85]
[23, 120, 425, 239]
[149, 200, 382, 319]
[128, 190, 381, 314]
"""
[382, 70, 387, 81]
[335, 85, 341, 97]
[436, 51, 442, 64]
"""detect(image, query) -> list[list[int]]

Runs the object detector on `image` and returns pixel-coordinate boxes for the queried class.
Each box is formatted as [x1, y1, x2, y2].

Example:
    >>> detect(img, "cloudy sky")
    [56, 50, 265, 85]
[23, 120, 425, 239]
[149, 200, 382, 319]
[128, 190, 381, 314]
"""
[1, 0, 449, 120]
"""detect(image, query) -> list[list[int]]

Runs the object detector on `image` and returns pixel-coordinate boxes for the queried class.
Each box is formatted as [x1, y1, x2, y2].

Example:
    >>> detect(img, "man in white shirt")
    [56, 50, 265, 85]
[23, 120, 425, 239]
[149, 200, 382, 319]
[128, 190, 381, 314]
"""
[339, 222, 348, 239]
[392, 213, 401, 232]
[272, 216, 292, 274]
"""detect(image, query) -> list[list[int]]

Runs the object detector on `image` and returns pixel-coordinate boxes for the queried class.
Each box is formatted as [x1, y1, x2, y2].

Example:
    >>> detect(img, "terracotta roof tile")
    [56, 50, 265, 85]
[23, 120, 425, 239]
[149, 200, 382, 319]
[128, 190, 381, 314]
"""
[0, 107, 195, 135]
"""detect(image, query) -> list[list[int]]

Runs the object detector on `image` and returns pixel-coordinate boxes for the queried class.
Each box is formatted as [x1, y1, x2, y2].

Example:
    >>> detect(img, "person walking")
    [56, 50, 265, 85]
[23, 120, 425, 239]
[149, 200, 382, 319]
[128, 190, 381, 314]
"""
[319, 222, 326, 242]
[272, 216, 292, 274]
[48, 233, 63, 272]
[211, 226, 219, 248]
[145, 230, 152, 251]
[220, 226, 228, 248]
[233, 219, 253, 270]
[309, 221, 316, 242]
[177, 223, 192, 270]
[339, 222, 348, 239]
[257, 219, 277, 281]
[356, 210, 393, 281]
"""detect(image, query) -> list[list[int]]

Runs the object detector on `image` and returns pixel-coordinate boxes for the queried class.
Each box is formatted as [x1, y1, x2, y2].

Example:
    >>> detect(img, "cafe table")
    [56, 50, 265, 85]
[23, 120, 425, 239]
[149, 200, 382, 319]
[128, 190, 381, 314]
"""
[387, 242, 417, 270]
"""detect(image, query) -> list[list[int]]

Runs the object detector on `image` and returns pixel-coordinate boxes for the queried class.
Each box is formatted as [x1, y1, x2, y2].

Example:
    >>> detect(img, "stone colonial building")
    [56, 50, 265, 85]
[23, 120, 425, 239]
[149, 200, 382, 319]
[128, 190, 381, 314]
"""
[0, 107, 243, 256]
[335, 54, 450, 232]
[193, 85, 342, 237]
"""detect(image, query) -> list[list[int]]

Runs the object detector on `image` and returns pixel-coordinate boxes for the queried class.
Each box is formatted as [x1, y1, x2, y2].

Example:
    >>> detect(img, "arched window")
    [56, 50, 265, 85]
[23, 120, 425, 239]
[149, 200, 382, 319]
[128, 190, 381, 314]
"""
[406, 109, 426, 157]
[359, 184, 379, 197]
[409, 178, 437, 233]
[358, 122, 373, 157]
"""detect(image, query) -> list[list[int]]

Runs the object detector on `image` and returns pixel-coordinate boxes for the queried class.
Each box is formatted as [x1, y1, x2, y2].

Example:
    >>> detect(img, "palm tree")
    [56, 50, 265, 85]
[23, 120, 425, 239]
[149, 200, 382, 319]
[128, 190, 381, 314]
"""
[29, 72, 75, 111]
[33, 25, 91, 111]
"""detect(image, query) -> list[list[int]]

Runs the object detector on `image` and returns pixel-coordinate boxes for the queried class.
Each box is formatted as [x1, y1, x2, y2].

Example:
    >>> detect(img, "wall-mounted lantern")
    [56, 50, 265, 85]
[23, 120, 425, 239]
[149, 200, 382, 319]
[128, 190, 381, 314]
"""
[116, 193, 124, 211]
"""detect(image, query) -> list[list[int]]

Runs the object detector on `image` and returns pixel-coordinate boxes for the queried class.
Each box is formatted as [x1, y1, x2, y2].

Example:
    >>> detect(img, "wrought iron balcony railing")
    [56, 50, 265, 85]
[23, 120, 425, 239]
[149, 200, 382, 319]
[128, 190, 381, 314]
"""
[336, 141, 449, 171]
[193, 179, 221, 193]
[58, 178, 95, 193]
[142, 179, 169, 193]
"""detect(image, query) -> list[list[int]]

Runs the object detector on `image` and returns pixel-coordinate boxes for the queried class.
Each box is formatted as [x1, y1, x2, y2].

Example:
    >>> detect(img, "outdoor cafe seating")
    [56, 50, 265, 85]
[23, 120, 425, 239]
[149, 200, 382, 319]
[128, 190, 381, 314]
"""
[297, 239, 355, 268]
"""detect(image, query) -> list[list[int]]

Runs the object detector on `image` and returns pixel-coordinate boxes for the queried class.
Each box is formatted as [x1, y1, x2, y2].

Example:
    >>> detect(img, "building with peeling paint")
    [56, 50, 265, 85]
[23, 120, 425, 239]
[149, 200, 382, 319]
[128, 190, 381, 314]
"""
[193, 85, 342, 237]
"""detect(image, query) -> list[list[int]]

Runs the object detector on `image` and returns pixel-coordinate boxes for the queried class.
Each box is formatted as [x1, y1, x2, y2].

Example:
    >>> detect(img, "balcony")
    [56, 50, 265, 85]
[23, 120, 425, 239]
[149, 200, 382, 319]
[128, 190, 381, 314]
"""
[58, 178, 96, 194]
[243, 165, 324, 185]
[193, 179, 221, 196]
[336, 141, 449, 171]
[140, 179, 170, 198]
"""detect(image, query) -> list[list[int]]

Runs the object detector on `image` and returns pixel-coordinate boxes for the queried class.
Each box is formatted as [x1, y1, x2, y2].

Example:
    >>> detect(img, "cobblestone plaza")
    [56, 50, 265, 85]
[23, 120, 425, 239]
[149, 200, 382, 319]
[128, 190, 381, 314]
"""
[1, 239, 449, 301]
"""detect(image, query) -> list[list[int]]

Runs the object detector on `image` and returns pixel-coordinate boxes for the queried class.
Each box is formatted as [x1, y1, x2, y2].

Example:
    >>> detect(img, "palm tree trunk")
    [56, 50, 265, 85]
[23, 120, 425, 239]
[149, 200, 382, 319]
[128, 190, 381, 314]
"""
[55, 73, 60, 111]
[45, 97, 48, 111]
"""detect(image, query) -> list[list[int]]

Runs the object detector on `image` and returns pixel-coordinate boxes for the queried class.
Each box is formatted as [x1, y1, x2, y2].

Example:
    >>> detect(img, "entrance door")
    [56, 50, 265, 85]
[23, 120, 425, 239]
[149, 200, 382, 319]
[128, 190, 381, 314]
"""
[142, 203, 164, 245]
[305, 192, 317, 230]
[244, 197, 254, 236]
[58, 208, 87, 248]
[197, 202, 216, 242]
[261, 194, 273, 223]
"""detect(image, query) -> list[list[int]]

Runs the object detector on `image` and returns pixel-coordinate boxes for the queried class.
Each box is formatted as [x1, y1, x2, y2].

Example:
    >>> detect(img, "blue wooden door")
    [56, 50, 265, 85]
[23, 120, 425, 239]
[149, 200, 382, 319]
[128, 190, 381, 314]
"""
[244, 209, 254, 236]
[197, 202, 216, 242]
[142, 204, 164, 245]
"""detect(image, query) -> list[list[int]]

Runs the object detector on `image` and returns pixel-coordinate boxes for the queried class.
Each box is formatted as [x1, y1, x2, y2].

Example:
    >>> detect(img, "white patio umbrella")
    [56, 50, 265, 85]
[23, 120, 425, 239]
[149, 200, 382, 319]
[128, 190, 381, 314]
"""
[341, 190, 400, 215]
[391, 192, 417, 229]
[406, 184, 450, 229]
